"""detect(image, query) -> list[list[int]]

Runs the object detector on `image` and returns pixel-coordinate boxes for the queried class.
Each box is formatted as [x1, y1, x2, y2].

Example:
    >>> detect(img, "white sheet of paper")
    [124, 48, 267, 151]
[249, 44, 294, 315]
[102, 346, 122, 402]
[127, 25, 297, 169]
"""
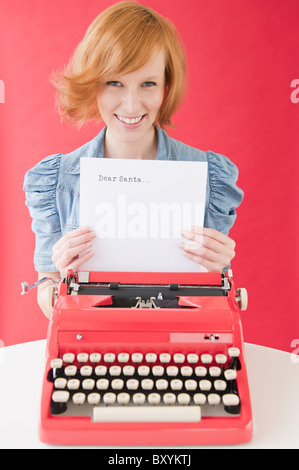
[80, 158, 208, 272]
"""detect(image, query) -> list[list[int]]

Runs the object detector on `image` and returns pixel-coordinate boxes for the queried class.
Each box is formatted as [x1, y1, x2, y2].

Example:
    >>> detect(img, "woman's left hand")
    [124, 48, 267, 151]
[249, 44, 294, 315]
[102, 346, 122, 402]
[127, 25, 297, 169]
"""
[179, 226, 236, 272]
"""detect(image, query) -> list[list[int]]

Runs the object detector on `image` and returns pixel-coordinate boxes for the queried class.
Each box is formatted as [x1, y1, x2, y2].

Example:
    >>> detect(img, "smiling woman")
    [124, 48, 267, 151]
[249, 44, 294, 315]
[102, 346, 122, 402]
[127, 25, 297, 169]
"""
[96, 49, 166, 158]
[51, 1, 186, 129]
[23, 1, 243, 318]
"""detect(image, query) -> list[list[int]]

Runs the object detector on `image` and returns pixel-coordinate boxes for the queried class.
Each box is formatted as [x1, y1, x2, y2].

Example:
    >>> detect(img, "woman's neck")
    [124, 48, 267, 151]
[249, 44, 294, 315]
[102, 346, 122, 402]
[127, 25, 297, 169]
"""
[103, 126, 158, 160]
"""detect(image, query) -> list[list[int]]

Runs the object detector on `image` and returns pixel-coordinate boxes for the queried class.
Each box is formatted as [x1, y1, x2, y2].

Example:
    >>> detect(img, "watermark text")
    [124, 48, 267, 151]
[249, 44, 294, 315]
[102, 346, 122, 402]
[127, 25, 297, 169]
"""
[290, 339, 299, 364]
[0, 79, 4, 103]
[290, 79, 299, 103]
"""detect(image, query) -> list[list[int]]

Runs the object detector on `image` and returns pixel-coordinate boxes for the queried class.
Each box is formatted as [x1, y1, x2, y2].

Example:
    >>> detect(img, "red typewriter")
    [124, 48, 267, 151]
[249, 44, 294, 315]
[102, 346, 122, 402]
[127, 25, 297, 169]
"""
[32, 270, 252, 445]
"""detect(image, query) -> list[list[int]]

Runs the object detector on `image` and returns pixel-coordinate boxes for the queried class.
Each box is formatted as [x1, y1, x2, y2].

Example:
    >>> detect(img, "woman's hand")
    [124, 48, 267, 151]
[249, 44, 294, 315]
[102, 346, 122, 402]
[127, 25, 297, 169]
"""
[52, 226, 96, 275]
[179, 226, 236, 272]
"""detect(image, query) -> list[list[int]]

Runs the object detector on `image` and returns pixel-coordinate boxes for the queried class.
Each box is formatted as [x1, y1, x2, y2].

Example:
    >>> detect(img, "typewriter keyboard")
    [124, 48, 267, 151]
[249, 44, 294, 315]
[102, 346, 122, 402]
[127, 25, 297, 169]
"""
[48, 349, 241, 422]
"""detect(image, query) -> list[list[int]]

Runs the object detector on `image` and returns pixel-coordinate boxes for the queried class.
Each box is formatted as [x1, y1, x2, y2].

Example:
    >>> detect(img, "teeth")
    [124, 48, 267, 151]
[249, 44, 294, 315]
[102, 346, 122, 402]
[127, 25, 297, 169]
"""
[117, 115, 143, 124]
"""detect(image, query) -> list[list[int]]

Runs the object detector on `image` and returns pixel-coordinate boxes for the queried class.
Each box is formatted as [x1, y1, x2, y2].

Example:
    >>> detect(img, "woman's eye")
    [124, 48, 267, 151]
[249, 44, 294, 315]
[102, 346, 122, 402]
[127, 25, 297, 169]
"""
[142, 81, 157, 87]
[106, 81, 122, 87]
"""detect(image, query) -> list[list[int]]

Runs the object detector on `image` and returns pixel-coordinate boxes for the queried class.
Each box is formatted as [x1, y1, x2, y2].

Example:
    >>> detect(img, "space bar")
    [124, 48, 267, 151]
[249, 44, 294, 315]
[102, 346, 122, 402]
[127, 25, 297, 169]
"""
[93, 406, 201, 422]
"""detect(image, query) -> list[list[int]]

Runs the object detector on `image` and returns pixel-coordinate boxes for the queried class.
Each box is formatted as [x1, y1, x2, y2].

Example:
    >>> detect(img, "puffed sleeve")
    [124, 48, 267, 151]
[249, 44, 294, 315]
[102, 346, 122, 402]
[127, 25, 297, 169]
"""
[23, 154, 63, 272]
[204, 150, 244, 235]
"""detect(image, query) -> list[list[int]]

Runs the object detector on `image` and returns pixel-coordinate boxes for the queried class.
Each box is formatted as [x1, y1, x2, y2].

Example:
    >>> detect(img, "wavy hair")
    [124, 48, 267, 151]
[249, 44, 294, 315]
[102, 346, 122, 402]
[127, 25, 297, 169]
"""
[51, 1, 187, 128]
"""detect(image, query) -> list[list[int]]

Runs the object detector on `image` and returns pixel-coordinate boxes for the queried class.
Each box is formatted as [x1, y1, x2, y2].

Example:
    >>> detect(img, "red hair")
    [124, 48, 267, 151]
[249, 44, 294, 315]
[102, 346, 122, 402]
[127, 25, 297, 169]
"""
[51, 1, 187, 128]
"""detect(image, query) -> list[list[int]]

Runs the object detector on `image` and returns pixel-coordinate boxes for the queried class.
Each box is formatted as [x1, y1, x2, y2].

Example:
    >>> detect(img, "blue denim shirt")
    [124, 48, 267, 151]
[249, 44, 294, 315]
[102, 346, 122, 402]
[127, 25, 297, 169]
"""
[23, 126, 244, 272]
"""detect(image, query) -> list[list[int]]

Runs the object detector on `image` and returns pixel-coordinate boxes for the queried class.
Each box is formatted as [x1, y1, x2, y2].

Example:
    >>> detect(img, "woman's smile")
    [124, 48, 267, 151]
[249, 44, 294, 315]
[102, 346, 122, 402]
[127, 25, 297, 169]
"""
[114, 113, 146, 127]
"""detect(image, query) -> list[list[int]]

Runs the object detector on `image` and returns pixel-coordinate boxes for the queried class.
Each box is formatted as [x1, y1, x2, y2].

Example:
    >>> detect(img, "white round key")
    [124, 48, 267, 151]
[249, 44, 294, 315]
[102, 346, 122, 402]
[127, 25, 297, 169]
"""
[109, 365, 122, 376]
[199, 380, 212, 391]
[222, 394, 240, 406]
[72, 393, 86, 405]
[141, 379, 154, 390]
[111, 379, 124, 390]
[214, 380, 227, 391]
[185, 379, 197, 391]
[95, 365, 107, 376]
[51, 358, 63, 369]
[228, 347, 240, 358]
[104, 353, 115, 363]
[67, 379, 80, 390]
[63, 353, 75, 363]
[170, 379, 183, 390]
[209, 366, 221, 377]
[82, 379, 95, 390]
[117, 393, 130, 405]
[64, 365, 77, 376]
[177, 393, 191, 405]
[215, 354, 227, 364]
[96, 378, 109, 390]
[133, 393, 146, 405]
[90, 353, 101, 363]
[163, 393, 176, 404]
[187, 353, 199, 363]
[52, 391, 69, 403]
[152, 366, 164, 376]
[117, 353, 129, 362]
[131, 353, 143, 363]
[159, 353, 171, 363]
[126, 379, 139, 390]
[195, 366, 207, 377]
[166, 366, 179, 376]
[145, 353, 157, 363]
[138, 365, 150, 376]
[224, 369, 237, 381]
[148, 393, 161, 405]
[208, 393, 221, 406]
[88, 393, 101, 405]
[80, 365, 93, 376]
[201, 354, 213, 364]
[54, 378, 67, 389]
[77, 353, 89, 363]
[173, 353, 185, 363]
[193, 393, 206, 405]
[156, 379, 168, 390]
[181, 366, 193, 377]
[123, 365, 135, 376]
[103, 392, 116, 404]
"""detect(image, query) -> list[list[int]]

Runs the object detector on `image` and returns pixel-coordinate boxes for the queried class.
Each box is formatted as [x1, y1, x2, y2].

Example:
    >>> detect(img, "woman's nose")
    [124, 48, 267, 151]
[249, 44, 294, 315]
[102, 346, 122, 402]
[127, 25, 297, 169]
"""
[122, 87, 140, 114]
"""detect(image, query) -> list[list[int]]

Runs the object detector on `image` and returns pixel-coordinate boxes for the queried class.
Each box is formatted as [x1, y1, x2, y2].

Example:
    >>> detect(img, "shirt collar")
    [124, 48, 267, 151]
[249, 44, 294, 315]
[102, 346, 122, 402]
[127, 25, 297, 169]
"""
[65, 125, 175, 174]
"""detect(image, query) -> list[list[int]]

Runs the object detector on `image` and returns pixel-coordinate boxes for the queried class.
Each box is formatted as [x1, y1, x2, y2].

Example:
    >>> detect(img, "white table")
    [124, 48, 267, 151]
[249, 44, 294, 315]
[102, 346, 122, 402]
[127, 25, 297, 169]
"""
[0, 340, 298, 449]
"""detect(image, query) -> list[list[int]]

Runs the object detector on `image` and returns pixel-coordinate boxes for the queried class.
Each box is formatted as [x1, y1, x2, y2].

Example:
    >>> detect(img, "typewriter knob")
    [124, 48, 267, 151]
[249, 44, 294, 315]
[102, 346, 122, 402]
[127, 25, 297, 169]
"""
[235, 288, 248, 311]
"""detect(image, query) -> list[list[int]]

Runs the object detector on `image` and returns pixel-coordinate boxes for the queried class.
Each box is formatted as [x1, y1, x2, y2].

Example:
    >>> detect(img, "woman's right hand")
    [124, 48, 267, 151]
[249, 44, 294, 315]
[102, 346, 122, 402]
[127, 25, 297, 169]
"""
[52, 226, 96, 275]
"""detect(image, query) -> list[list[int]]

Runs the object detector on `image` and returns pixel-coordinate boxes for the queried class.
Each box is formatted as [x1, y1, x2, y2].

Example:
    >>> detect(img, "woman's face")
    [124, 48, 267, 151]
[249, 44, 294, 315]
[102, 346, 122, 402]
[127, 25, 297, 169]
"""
[96, 49, 166, 146]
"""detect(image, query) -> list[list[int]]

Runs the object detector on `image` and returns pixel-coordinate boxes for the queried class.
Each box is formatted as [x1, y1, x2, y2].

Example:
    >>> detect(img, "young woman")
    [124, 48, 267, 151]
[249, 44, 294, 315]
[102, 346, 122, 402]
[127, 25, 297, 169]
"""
[23, 1, 243, 317]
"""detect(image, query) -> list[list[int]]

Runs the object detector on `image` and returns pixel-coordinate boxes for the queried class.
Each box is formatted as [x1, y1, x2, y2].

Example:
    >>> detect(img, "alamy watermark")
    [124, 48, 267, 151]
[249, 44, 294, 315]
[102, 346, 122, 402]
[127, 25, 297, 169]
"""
[0, 80, 4, 103]
[94, 195, 204, 240]
[290, 79, 299, 103]
[290, 339, 299, 364]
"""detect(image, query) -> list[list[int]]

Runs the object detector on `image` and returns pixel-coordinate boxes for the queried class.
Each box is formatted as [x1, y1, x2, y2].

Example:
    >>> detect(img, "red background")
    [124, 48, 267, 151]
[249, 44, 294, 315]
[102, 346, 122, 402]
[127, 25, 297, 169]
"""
[0, 0, 298, 351]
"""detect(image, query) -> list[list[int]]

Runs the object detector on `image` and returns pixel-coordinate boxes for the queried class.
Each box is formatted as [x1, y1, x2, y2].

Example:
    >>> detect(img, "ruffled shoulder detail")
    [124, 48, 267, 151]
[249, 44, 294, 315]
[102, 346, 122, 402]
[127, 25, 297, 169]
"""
[23, 153, 63, 221]
[205, 150, 244, 234]
[23, 153, 64, 271]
